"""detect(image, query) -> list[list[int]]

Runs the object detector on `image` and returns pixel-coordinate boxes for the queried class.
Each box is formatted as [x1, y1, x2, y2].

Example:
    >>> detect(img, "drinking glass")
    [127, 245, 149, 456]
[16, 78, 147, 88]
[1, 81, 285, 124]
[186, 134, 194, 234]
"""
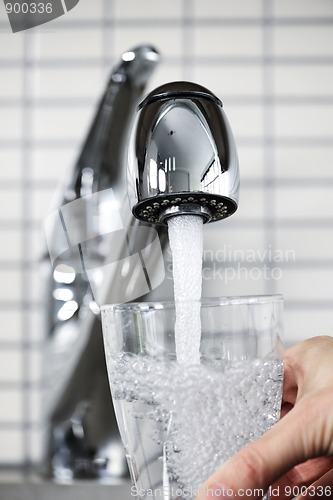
[101, 295, 284, 499]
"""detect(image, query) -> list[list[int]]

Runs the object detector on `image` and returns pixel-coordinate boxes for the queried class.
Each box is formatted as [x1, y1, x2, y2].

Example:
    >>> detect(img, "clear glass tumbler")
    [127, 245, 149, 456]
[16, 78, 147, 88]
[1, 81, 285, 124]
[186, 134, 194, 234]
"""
[101, 295, 284, 499]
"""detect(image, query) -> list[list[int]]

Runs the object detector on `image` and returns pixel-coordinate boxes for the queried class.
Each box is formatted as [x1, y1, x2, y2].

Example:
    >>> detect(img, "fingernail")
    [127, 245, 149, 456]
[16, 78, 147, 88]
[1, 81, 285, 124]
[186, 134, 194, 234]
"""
[203, 484, 234, 499]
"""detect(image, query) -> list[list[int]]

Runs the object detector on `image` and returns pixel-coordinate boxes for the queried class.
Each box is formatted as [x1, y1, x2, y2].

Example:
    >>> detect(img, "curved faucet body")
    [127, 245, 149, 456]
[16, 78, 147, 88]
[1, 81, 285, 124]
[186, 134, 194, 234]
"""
[129, 82, 239, 225]
[42, 46, 160, 481]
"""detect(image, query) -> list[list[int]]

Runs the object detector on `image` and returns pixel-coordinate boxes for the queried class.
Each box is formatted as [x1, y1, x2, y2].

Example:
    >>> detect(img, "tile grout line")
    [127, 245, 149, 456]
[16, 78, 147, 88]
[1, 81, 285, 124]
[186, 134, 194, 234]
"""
[20, 30, 37, 469]
[262, 0, 277, 295]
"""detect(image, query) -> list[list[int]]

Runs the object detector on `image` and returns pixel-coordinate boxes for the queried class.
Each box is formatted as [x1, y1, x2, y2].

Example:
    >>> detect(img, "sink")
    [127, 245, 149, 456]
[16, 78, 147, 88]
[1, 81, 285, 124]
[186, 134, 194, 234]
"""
[0, 471, 131, 500]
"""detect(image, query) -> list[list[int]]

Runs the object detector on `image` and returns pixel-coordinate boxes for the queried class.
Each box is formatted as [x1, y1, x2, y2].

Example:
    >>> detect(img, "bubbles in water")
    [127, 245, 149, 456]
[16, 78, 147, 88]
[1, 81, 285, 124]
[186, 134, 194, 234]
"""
[109, 354, 283, 496]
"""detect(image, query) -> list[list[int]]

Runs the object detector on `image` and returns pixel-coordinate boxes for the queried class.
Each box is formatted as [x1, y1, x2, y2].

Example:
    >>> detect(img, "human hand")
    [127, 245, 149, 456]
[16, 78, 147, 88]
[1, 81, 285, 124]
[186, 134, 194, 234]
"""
[196, 336, 333, 499]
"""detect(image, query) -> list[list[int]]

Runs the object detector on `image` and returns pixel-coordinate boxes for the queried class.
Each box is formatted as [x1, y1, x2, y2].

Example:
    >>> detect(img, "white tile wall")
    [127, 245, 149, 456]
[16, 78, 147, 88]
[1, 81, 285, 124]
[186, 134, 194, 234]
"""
[237, 146, 264, 179]
[114, 0, 182, 19]
[0, 107, 23, 140]
[32, 106, 93, 141]
[193, 0, 263, 18]
[0, 150, 22, 179]
[234, 186, 265, 220]
[0, 430, 23, 462]
[275, 105, 333, 138]
[31, 147, 76, 181]
[276, 228, 333, 261]
[227, 104, 264, 138]
[273, 0, 333, 18]
[280, 268, 333, 303]
[0, 34, 24, 59]
[31, 188, 59, 222]
[61, 0, 104, 20]
[274, 27, 333, 57]
[0, 191, 22, 221]
[0, 270, 21, 302]
[0, 68, 23, 98]
[275, 147, 333, 178]
[0, 0, 333, 468]
[114, 26, 184, 58]
[37, 67, 105, 99]
[0, 311, 22, 342]
[193, 64, 264, 98]
[193, 27, 263, 58]
[29, 268, 47, 303]
[0, 351, 23, 382]
[275, 186, 333, 220]
[27, 309, 45, 343]
[274, 65, 333, 96]
[0, 231, 21, 261]
[286, 310, 333, 343]
[204, 225, 266, 261]
[36, 30, 104, 60]
[0, 391, 23, 423]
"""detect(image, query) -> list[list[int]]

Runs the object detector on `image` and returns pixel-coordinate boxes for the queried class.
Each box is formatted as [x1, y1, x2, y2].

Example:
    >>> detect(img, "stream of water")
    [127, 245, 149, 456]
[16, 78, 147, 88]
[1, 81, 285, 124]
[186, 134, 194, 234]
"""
[167, 215, 204, 365]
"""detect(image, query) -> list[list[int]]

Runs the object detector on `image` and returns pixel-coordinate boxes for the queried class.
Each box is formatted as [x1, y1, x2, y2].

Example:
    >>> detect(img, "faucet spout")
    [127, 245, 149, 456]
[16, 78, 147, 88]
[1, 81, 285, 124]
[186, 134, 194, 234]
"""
[129, 81, 240, 225]
[66, 45, 160, 201]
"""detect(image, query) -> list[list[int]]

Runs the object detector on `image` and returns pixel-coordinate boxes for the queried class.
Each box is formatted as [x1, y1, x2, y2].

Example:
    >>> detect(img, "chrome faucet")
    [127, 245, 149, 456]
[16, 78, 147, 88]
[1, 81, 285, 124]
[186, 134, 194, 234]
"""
[129, 81, 239, 225]
[43, 50, 240, 483]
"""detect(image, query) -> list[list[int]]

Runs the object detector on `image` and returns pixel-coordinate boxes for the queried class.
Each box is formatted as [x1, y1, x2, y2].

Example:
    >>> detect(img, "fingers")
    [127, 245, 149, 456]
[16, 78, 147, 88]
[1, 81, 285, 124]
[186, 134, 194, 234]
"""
[280, 402, 293, 419]
[285, 457, 333, 488]
[294, 468, 333, 500]
[196, 337, 333, 500]
[196, 400, 323, 500]
[271, 457, 333, 500]
[284, 337, 333, 398]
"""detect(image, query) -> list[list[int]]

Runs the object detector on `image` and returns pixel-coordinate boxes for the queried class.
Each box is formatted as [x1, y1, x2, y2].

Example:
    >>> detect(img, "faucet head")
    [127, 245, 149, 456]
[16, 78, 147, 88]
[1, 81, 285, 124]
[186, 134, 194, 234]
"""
[128, 81, 240, 225]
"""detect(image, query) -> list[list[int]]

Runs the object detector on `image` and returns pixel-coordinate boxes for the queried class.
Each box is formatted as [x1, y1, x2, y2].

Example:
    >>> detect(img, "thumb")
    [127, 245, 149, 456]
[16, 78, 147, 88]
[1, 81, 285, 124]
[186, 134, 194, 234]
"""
[196, 398, 322, 499]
